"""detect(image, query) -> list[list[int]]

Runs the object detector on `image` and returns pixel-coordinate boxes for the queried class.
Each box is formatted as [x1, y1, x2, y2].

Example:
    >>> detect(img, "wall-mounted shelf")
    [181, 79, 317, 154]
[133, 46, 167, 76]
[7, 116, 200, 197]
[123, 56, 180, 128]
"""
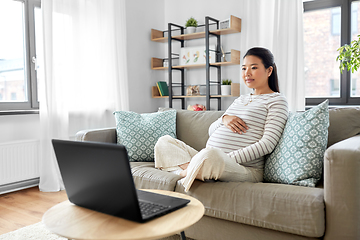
[151, 58, 167, 70]
[151, 50, 240, 70]
[152, 83, 240, 98]
[151, 15, 241, 43]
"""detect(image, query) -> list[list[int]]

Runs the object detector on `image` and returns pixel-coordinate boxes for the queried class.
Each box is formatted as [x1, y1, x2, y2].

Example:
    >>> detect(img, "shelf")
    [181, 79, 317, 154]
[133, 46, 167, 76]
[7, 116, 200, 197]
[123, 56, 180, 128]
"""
[151, 15, 241, 111]
[151, 15, 241, 42]
[151, 29, 166, 43]
[152, 83, 240, 99]
[151, 86, 168, 98]
[151, 57, 167, 70]
[151, 50, 240, 70]
[209, 49, 240, 66]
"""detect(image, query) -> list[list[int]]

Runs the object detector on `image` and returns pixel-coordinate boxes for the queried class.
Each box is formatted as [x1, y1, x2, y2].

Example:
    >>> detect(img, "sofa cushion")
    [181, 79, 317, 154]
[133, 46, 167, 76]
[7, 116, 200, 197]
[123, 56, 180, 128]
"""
[264, 100, 329, 187]
[113, 110, 176, 161]
[130, 162, 183, 191]
[328, 107, 360, 147]
[175, 180, 325, 238]
[159, 108, 224, 151]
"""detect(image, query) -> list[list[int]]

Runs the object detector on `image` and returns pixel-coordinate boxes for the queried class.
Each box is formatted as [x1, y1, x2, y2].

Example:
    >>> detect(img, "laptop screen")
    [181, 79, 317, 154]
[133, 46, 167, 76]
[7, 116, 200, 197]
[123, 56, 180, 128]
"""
[52, 139, 143, 222]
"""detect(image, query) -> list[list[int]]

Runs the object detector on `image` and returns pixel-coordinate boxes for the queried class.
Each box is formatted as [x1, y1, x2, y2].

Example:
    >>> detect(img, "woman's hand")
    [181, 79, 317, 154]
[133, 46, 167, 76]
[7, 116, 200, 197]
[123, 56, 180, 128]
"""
[222, 115, 249, 134]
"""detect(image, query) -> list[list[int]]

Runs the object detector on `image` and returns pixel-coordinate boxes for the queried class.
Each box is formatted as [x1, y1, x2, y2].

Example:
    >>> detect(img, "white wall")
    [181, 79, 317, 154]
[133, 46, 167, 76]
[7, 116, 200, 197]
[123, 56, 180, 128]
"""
[125, 0, 166, 113]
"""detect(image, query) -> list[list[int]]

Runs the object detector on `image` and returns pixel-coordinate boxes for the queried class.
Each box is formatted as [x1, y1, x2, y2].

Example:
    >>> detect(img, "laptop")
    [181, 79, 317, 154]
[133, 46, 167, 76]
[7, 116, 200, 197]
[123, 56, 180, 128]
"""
[51, 139, 190, 223]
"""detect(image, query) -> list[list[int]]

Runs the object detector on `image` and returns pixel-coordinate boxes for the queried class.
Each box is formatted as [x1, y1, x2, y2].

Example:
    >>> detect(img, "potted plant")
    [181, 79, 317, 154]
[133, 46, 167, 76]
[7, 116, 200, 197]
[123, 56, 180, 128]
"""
[221, 79, 232, 95]
[337, 34, 360, 73]
[185, 17, 198, 34]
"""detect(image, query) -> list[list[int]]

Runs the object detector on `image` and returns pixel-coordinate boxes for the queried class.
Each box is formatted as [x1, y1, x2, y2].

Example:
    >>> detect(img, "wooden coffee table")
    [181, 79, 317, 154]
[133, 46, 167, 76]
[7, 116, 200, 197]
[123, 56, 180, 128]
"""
[42, 189, 204, 240]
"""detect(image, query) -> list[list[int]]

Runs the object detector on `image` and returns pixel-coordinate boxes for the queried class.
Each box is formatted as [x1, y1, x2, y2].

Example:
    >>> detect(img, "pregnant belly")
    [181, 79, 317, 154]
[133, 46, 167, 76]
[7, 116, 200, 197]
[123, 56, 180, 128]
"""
[206, 126, 262, 154]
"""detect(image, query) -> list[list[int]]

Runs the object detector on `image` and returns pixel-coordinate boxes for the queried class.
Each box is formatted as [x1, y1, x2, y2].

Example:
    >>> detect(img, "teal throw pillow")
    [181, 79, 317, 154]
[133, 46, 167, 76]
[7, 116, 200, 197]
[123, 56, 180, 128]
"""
[264, 100, 329, 187]
[113, 110, 176, 162]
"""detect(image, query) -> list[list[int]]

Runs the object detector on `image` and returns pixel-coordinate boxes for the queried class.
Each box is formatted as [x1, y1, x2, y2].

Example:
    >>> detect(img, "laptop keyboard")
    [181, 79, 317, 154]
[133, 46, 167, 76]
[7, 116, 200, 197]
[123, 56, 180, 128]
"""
[139, 201, 170, 218]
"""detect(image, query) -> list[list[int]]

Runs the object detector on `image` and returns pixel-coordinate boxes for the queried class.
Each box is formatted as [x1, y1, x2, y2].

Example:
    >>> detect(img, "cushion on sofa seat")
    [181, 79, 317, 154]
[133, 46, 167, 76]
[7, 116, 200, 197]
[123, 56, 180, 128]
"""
[113, 110, 176, 162]
[130, 162, 183, 191]
[175, 180, 325, 238]
[264, 100, 329, 187]
[159, 108, 224, 151]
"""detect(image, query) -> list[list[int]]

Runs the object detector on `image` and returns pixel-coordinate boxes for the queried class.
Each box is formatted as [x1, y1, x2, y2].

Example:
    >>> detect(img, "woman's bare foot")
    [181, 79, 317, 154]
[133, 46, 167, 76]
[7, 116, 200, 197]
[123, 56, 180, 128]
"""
[179, 169, 187, 178]
[179, 162, 189, 170]
[178, 162, 189, 178]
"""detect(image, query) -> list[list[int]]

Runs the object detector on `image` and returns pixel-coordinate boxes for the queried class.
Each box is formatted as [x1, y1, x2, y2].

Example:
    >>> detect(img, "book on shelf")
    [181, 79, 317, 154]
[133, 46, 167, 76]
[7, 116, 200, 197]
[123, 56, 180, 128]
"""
[156, 82, 162, 96]
[156, 81, 169, 96]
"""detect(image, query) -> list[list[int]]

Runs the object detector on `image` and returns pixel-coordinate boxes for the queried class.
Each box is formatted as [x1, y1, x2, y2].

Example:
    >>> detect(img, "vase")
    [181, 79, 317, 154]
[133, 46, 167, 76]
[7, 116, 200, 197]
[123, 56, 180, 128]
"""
[185, 27, 196, 34]
[221, 85, 231, 95]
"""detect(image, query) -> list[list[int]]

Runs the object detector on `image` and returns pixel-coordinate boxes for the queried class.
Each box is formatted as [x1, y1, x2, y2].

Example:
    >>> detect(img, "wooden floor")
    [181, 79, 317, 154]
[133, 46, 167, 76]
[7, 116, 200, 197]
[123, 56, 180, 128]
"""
[0, 186, 68, 235]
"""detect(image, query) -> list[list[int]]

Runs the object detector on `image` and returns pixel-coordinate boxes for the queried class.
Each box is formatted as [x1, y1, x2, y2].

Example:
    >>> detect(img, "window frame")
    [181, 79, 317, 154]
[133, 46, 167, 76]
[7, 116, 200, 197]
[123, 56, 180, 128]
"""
[304, 0, 360, 106]
[0, 0, 40, 113]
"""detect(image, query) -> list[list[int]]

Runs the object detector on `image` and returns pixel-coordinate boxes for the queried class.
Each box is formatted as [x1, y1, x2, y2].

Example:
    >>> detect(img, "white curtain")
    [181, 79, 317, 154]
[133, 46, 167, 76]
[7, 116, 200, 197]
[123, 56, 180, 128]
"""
[39, 0, 129, 192]
[239, 0, 305, 111]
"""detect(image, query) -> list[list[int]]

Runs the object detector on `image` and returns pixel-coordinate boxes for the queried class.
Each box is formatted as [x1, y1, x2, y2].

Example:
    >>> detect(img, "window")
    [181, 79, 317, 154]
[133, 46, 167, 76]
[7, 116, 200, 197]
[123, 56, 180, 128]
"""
[352, 78, 357, 95]
[330, 79, 340, 96]
[351, 1, 360, 97]
[331, 8, 341, 35]
[0, 0, 41, 112]
[304, 0, 360, 105]
[352, 2, 358, 34]
[304, 6, 341, 99]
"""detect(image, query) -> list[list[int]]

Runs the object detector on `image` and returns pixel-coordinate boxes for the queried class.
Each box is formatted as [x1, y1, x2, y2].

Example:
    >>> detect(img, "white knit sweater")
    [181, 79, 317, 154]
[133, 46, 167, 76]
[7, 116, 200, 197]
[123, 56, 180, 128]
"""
[206, 92, 289, 169]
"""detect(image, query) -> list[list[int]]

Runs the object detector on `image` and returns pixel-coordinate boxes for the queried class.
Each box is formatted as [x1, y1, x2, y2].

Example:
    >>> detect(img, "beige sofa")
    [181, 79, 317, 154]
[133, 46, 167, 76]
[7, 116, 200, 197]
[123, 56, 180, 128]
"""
[75, 107, 360, 240]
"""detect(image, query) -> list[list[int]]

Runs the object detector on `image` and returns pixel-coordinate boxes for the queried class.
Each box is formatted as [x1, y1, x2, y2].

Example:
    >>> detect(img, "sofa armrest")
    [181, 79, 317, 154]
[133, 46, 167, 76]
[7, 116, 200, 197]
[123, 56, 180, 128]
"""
[324, 135, 360, 240]
[75, 127, 117, 143]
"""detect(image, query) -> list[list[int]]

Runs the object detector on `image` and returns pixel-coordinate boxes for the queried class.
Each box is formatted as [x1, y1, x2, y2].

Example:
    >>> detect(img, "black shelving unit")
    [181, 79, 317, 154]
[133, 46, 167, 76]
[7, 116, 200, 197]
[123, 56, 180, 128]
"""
[205, 16, 221, 110]
[167, 16, 222, 110]
[151, 15, 241, 111]
[167, 23, 185, 109]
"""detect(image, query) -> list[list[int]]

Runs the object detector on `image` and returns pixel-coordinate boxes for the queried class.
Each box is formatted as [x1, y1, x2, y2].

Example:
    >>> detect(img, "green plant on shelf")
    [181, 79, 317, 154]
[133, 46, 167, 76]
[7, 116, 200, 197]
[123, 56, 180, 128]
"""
[222, 79, 232, 85]
[185, 17, 198, 28]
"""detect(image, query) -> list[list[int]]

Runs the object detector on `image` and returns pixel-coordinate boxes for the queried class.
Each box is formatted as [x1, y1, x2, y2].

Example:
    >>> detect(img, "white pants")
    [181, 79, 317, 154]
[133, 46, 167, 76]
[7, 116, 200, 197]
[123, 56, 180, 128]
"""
[154, 136, 263, 185]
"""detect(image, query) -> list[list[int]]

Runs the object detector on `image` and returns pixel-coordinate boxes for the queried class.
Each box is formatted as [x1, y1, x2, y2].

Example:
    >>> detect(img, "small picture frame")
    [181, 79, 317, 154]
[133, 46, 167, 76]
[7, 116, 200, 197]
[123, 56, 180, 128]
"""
[180, 45, 216, 65]
[220, 18, 230, 29]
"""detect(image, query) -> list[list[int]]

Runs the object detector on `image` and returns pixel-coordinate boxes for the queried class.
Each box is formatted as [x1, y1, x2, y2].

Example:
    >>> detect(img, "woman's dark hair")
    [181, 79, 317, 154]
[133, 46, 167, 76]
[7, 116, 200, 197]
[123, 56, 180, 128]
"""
[243, 47, 280, 93]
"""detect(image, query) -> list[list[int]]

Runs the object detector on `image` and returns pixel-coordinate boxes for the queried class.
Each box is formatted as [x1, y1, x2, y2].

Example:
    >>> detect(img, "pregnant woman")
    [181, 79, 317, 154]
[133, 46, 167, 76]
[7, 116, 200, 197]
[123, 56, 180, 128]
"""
[154, 47, 289, 191]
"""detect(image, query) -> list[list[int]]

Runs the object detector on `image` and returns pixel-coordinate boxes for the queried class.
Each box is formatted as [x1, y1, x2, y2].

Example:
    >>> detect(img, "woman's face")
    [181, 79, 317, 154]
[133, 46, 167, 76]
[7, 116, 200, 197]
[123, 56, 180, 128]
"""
[241, 55, 273, 94]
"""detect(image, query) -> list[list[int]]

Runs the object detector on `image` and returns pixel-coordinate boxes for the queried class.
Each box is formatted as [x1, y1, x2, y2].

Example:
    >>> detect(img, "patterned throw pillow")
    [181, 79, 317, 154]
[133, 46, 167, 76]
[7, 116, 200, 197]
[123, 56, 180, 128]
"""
[264, 100, 329, 187]
[113, 110, 176, 162]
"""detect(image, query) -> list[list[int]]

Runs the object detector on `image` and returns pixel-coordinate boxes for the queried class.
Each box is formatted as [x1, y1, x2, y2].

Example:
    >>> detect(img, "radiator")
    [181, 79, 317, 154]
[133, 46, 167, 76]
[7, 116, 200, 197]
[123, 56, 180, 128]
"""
[0, 140, 40, 186]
